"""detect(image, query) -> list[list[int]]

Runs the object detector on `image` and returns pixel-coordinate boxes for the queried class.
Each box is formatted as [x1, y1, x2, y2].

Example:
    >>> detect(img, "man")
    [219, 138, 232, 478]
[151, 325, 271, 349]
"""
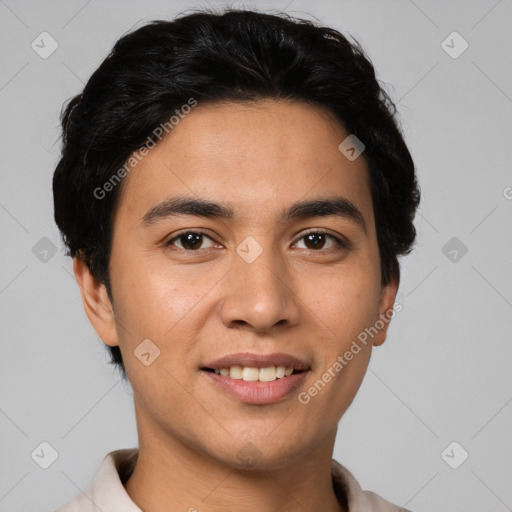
[53, 8, 419, 511]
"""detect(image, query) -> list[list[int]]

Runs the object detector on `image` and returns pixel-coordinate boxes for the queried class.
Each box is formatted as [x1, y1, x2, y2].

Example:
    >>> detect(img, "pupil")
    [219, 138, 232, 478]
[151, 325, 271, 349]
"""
[306, 233, 325, 249]
[183, 233, 202, 250]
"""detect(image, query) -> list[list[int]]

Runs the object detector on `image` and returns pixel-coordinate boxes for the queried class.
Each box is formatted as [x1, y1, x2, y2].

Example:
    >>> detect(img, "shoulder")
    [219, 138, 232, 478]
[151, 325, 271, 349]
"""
[55, 492, 92, 512]
[55, 449, 140, 512]
[331, 459, 414, 512]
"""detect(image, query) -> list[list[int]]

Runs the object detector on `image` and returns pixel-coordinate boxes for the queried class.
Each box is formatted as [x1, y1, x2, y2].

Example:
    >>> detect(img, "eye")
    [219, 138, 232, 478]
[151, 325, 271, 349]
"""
[165, 231, 217, 251]
[294, 231, 347, 251]
[165, 230, 348, 253]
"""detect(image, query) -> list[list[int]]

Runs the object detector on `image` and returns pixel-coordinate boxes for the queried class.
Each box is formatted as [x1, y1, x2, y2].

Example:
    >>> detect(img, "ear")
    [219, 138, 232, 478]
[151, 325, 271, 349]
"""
[73, 257, 119, 347]
[372, 274, 399, 347]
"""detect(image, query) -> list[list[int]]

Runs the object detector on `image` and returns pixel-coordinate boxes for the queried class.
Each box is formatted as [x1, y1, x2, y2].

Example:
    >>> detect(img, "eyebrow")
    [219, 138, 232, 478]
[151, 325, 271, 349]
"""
[140, 195, 367, 233]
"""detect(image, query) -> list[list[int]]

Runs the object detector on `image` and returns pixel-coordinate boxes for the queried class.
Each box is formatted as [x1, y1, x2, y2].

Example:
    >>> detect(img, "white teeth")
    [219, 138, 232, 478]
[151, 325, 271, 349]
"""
[276, 366, 286, 378]
[213, 365, 296, 381]
[229, 365, 243, 379]
[259, 366, 276, 382]
[242, 367, 259, 381]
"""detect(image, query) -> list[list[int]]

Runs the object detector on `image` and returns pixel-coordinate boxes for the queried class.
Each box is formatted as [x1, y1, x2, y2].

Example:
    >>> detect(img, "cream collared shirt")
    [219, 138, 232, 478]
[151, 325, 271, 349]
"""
[56, 448, 412, 512]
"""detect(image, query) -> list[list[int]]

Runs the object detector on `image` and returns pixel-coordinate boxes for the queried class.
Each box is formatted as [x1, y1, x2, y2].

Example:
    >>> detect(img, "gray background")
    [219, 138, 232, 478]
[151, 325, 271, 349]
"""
[1, 0, 511, 511]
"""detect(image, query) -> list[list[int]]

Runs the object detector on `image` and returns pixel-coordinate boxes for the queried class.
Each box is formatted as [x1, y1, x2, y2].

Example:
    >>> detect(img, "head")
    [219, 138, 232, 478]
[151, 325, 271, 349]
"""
[53, 9, 419, 468]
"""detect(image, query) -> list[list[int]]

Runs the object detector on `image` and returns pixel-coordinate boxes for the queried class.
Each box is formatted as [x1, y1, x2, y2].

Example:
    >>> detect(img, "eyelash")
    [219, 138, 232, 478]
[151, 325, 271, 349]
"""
[165, 230, 348, 253]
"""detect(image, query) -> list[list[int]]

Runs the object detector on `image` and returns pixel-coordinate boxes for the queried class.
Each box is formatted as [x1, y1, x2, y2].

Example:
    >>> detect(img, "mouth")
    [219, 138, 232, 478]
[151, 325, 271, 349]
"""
[200, 352, 311, 404]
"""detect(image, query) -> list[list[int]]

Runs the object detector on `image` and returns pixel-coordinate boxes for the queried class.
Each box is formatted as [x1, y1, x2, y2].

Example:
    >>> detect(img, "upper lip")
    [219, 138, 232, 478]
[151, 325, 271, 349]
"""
[203, 352, 311, 371]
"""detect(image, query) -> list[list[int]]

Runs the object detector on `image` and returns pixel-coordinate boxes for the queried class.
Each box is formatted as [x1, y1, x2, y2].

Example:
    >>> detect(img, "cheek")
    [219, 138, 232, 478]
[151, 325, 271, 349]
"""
[109, 254, 218, 392]
[111, 249, 207, 332]
[302, 264, 382, 341]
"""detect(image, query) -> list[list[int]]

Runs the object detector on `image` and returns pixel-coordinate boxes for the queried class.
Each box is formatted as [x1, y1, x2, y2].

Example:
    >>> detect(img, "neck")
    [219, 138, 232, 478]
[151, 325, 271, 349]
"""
[124, 419, 346, 512]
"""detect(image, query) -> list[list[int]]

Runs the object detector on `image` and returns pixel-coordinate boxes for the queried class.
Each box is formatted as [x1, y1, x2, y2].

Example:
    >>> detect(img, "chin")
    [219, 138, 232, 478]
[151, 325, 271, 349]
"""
[208, 437, 312, 472]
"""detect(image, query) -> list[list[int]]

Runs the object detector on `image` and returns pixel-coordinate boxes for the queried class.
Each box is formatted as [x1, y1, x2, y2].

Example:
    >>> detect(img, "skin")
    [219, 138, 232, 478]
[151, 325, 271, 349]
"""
[74, 99, 399, 512]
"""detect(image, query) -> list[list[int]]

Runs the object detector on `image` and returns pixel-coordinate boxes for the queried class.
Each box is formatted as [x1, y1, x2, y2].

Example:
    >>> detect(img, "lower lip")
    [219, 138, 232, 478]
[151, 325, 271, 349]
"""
[202, 370, 309, 405]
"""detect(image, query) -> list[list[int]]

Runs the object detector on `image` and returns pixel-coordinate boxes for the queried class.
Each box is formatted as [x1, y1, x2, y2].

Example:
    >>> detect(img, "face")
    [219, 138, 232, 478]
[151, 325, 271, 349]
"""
[76, 99, 398, 470]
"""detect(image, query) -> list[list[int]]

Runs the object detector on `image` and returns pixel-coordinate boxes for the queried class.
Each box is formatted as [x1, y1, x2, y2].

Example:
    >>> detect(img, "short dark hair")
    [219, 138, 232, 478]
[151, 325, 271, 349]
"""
[53, 8, 420, 380]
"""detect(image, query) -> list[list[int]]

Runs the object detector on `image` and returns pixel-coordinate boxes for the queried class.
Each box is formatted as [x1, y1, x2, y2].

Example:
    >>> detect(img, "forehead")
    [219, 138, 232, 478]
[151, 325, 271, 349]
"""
[115, 99, 374, 229]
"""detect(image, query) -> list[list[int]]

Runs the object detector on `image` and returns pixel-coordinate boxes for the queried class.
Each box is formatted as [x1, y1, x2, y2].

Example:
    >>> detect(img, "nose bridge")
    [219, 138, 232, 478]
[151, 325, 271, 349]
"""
[237, 233, 288, 299]
[220, 234, 300, 331]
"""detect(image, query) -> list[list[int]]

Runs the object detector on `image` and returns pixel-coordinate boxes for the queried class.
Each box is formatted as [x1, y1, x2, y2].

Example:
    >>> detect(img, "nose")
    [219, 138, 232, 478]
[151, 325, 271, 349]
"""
[219, 241, 301, 333]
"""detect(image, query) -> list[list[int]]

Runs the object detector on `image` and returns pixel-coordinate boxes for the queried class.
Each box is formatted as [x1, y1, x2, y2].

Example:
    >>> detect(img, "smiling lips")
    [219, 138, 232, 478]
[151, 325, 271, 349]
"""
[202, 352, 311, 404]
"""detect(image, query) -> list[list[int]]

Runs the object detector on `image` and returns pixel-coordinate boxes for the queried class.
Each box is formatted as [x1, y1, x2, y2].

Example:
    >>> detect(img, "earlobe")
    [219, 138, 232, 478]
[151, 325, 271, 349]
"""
[372, 275, 399, 347]
[72, 257, 119, 347]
